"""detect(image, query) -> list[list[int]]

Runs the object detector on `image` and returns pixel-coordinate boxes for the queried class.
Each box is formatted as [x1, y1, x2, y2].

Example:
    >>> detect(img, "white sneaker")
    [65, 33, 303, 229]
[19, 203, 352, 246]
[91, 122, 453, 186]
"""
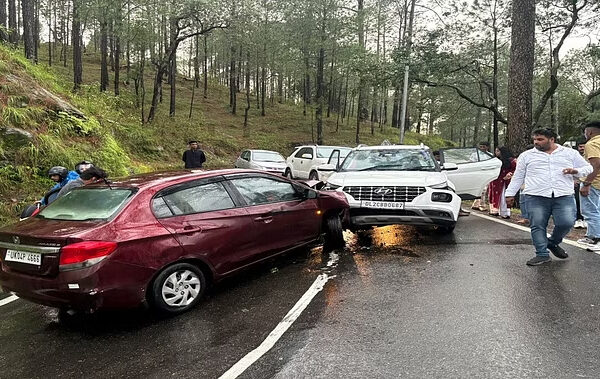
[574, 220, 584, 229]
[583, 221, 588, 228]
[577, 237, 596, 246]
[588, 243, 600, 252]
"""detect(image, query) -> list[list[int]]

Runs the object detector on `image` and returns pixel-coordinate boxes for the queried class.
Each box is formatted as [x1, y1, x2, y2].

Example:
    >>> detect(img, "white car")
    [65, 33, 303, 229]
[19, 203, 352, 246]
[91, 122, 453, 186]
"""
[234, 149, 287, 174]
[323, 145, 501, 233]
[285, 145, 352, 181]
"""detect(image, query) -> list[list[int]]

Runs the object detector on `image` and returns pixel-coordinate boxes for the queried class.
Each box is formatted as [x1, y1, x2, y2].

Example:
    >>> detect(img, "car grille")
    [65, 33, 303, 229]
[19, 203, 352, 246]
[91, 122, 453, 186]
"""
[343, 186, 426, 202]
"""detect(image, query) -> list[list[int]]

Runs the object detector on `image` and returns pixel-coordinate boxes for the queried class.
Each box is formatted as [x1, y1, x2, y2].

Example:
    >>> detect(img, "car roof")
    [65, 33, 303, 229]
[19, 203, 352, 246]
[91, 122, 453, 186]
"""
[355, 144, 430, 151]
[88, 169, 266, 190]
[247, 149, 283, 154]
[294, 145, 351, 149]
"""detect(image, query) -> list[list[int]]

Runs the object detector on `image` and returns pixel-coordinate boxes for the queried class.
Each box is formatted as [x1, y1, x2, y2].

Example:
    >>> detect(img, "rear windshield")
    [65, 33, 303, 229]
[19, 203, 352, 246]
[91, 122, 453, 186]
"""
[38, 188, 135, 221]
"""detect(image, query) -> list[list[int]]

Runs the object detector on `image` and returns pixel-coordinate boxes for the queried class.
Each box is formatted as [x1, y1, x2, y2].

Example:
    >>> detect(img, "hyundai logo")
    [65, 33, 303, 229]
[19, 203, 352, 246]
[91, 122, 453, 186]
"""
[374, 188, 393, 196]
[12, 236, 20, 244]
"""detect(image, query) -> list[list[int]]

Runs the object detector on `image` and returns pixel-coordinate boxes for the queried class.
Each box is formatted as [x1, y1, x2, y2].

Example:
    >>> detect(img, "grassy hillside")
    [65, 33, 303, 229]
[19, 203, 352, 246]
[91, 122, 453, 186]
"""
[0, 45, 454, 225]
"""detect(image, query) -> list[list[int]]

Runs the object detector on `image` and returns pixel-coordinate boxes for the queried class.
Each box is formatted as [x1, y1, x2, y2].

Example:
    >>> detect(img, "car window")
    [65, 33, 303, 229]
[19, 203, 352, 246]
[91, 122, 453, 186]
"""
[294, 147, 313, 159]
[442, 148, 482, 164]
[157, 182, 235, 216]
[478, 149, 494, 161]
[38, 188, 134, 221]
[253, 151, 285, 162]
[241, 151, 250, 161]
[317, 147, 351, 158]
[230, 177, 302, 205]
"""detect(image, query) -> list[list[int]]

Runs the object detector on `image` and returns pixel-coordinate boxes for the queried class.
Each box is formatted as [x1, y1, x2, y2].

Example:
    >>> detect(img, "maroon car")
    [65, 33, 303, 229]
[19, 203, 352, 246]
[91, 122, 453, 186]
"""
[0, 170, 348, 314]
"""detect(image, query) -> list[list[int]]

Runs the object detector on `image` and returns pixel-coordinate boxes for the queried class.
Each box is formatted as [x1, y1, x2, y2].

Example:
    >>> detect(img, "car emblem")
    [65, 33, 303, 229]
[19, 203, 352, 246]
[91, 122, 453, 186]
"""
[374, 188, 393, 196]
[12, 236, 20, 244]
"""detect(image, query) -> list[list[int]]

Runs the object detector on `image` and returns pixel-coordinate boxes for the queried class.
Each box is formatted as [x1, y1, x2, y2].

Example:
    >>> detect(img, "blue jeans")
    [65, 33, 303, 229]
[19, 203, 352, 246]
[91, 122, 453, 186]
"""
[519, 192, 528, 219]
[525, 195, 576, 256]
[580, 186, 600, 238]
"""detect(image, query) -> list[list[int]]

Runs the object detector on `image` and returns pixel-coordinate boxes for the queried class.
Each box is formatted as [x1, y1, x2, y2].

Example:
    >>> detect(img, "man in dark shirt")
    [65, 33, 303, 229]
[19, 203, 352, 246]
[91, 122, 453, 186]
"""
[182, 140, 206, 169]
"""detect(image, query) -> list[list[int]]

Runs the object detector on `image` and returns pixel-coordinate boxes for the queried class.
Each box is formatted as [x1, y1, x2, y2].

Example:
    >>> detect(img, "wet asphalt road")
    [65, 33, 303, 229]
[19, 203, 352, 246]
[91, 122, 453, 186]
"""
[2, 216, 600, 378]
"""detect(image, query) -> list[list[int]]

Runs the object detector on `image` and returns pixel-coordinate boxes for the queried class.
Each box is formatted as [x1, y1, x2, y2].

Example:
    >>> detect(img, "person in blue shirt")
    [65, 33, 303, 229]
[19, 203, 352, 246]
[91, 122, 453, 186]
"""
[38, 166, 80, 205]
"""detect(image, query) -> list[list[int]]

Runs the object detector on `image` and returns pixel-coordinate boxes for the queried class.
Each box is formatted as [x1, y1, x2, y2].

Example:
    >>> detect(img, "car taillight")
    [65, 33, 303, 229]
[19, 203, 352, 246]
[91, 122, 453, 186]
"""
[59, 241, 117, 269]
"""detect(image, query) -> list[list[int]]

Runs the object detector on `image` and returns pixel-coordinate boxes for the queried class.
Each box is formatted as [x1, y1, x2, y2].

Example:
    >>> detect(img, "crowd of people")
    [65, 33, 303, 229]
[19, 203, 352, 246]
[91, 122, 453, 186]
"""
[471, 121, 600, 266]
[38, 161, 107, 206]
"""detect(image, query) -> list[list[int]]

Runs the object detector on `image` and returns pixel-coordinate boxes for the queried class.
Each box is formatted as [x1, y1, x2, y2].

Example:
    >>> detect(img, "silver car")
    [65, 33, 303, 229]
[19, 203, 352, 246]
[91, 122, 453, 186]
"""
[234, 149, 287, 174]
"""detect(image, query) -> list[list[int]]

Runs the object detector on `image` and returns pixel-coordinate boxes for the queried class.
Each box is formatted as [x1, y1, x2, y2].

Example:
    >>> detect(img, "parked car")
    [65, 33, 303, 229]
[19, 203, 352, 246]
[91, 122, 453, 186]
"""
[285, 145, 352, 181]
[322, 145, 501, 233]
[234, 149, 287, 175]
[0, 170, 348, 314]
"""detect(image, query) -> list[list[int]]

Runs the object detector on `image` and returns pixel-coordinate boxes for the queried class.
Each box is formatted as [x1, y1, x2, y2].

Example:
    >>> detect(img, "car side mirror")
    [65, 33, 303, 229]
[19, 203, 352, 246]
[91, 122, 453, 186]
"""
[307, 190, 318, 199]
[301, 153, 313, 159]
[442, 162, 458, 171]
[317, 163, 337, 172]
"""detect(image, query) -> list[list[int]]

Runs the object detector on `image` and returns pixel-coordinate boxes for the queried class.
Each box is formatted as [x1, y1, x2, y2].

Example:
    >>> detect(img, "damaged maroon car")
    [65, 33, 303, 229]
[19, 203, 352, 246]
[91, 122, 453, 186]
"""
[0, 170, 348, 314]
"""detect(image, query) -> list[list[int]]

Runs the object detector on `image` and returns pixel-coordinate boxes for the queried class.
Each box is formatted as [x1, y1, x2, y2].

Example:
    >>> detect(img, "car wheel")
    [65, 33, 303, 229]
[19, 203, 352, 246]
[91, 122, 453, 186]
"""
[324, 215, 345, 250]
[309, 171, 319, 180]
[435, 224, 456, 234]
[285, 168, 293, 179]
[150, 263, 206, 314]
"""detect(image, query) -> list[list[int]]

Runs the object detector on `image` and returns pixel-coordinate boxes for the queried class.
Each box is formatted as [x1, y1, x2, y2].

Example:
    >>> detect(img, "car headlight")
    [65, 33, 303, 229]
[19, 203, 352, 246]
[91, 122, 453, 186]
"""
[323, 183, 342, 190]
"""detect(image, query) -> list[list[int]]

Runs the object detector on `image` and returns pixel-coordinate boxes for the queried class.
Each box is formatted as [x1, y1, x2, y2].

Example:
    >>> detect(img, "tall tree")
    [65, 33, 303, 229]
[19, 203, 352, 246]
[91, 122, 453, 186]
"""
[21, 0, 35, 59]
[507, 0, 535, 153]
[8, 0, 17, 44]
[72, 0, 83, 90]
[0, 0, 7, 42]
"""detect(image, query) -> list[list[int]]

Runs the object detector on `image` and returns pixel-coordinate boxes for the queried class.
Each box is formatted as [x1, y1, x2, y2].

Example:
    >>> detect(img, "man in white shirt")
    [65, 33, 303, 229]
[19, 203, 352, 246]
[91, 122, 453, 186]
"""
[506, 128, 593, 266]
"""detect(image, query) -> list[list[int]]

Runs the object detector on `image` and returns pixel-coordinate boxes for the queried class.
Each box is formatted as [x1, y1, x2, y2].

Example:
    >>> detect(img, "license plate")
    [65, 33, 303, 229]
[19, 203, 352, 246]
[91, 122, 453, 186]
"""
[4, 249, 41, 265]
[361, 201, 405, 209]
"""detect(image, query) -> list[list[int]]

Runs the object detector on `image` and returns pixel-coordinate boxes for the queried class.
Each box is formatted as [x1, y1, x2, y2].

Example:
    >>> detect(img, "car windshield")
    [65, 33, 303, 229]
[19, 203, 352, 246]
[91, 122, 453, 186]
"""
[317, 147, 351, 159]
[340, 149, 438, 172]
[253, 151, 285, 162]
[38, 188, 135, 221]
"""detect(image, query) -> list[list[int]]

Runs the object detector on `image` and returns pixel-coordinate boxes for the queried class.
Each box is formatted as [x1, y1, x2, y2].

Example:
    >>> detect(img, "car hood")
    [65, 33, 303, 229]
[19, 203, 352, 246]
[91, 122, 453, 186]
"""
[327, 171, 448, 187]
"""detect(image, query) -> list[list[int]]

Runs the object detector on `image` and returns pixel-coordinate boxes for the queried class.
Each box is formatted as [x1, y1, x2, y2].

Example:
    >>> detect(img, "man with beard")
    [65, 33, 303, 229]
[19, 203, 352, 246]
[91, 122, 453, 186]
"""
[505, 128, 592, 266]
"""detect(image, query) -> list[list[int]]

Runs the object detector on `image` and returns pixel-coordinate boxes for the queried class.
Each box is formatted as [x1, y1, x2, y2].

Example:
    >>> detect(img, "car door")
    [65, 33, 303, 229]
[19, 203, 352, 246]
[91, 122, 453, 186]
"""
[235, 151, 250, 169]
[226, 174, 321, 258]
[154, 177, 259, 274]
[290, 147, 314, 179]
[317, 149, 341, 182]
[440, 147, 501, 199]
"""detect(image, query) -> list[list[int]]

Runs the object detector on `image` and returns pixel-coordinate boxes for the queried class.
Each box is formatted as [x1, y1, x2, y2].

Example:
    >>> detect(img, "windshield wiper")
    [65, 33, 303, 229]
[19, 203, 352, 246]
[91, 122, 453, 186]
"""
[404, 167, 436, 171]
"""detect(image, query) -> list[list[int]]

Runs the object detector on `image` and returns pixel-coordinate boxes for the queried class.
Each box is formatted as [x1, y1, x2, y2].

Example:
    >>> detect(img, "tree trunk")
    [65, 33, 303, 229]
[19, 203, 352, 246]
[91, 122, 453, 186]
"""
[507, 0, 535, 153]
[147, 67, 165, 123]
[194, 34, 200, 88]
[243, 51, 251, 136]
[100, 19, 109, 92]
[492, 21, 499, 148]
[315, 4, 326, 145]
[71, 0, 82, 90]
[230, 43, 236, 114]
[356, 0, 365, 144]
[0, 0, 7, 42]
[114, 34, 121, 95]
[47, 0, 51, 65]
[21, 0, 35, 60]
[203, 34, 208, 98]
[8, 0, 17, 44]
[140, 52, 146, 124]
[169, 52, 176, 116]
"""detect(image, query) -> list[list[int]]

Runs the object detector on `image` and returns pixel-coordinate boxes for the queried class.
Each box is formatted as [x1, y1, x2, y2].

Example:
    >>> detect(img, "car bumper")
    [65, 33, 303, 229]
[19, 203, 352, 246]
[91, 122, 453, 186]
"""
[0, 260, 155, 312]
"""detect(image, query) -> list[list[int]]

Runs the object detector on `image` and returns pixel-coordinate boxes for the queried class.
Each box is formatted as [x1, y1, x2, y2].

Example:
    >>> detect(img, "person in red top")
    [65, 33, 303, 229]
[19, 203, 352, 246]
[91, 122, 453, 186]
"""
[488, 146, 517, 218]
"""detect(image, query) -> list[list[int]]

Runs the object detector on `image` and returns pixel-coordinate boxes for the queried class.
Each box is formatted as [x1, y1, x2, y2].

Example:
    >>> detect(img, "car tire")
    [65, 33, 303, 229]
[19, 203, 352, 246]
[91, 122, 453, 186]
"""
[309, 171, 319, 180]
[435, 224, 456, 234]
[150, 263, 206, 314]
[324, 215, 345, 250]
[285, 168, 293, 179]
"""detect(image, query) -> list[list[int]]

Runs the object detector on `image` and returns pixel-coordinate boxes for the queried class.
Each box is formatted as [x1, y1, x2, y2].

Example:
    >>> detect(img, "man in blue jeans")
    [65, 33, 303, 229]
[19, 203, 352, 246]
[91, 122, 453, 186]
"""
[578, 121, 600, 251]
[506, 128, 593, 266]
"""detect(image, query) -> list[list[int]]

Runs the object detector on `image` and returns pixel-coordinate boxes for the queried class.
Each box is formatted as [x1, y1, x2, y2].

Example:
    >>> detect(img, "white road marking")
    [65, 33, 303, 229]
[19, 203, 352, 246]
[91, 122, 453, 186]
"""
[471, 212, 599, 254]
[219, 253, 338, 379]
[0, 294, 19, 307]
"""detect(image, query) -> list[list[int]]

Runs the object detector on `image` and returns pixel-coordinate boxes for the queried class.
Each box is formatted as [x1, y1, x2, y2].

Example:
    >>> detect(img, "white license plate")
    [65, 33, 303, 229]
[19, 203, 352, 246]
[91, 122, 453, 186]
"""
[4, 249, 41, 266]
[361, 201, 405, 209]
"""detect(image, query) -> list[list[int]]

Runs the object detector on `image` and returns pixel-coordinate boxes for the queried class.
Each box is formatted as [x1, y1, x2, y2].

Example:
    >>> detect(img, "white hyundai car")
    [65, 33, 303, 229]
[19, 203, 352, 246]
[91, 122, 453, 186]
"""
[284, 145, 352, 181]
[322, 145, 501, 233]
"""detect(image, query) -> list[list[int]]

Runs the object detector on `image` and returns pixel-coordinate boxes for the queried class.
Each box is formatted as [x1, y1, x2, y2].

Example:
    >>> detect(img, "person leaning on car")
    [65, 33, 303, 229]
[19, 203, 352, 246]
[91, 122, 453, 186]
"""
[56, 167, 108, 198]
[182, 140, 206, 169]
[505, 128, 592, 266]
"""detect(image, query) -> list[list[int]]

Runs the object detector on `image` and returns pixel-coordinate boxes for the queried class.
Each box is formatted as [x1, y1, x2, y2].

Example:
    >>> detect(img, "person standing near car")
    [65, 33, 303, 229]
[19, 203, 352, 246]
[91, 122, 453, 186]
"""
[578, 121, 600, 251]
[488, 147, 516, 218]
[182, 140, 206, 169]
[472, 141, 492, 211]
[505, 128, 592, 266]
[56, 167, 108, 199]
[574, 137, 587, 229]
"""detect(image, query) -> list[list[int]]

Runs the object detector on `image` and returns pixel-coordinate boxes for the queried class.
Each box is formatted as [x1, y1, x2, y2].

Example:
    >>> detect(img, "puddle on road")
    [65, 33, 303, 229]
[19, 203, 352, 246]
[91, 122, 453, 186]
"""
[345, 225, 423, 257]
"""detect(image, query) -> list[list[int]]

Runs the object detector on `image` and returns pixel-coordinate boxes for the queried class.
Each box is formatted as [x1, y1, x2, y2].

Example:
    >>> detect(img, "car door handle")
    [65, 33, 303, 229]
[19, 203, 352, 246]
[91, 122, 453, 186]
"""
[178, 225, 203, 233]
[254, 215, 273, 223]
[481, 166, 498, 170]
